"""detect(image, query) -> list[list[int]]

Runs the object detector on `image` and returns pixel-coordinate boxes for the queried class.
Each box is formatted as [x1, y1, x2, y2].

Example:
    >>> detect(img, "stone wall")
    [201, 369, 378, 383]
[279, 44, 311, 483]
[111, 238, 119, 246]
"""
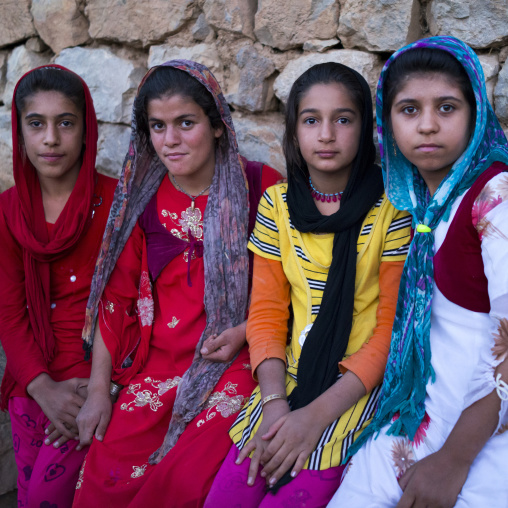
[0, 0, 507, 496]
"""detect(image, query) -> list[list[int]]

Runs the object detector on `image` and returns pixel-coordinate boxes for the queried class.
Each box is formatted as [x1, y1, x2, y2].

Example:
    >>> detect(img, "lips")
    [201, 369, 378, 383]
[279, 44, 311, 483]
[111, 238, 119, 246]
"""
[416, 144, 441, 153]
[315, 151, 338, 158]
[165, 152, 187, 160]
[39, 153, 64, 162]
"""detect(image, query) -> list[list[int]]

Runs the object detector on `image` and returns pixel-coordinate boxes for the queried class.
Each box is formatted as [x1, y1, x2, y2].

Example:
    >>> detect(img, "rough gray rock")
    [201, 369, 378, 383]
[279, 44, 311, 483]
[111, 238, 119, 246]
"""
[428, 0, 508, 48]
[203, 0, 256, 39]
[0, 0, 36, 48]
[148, 43, 224, 84]
[303, 39, 340, 53]
[232, 112, 286, 174]
[3, 45, 51, 109]
[0, 51, 9, 102]
[85, 0, 195, 46]
[96, 123, 131, 178]
[254, 0, 339, 50]
[478, 54, 500, 105]
[226, 45, 275, 112]
[273, 49, 382, 105]
[55, 47, 146, 124]
[0, 108, 13, 192]
[338, 0, 417, 52]
[494, 61, 508, 124]
[192, 14, 213, 42]
[31, 0, 90, 54]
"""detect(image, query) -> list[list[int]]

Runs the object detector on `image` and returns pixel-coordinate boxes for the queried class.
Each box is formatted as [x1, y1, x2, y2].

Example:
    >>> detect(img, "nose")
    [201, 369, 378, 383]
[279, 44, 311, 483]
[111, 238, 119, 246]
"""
[164, 126, 181, 147]
[43, 123, 60, 146]
[318, 120, 335, 142]
[417, 108, 439, 134]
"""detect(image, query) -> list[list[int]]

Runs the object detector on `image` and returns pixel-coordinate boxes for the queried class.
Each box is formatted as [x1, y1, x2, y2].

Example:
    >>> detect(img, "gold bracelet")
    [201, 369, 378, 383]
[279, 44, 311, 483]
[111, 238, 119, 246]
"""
[261, 393, 287, 408]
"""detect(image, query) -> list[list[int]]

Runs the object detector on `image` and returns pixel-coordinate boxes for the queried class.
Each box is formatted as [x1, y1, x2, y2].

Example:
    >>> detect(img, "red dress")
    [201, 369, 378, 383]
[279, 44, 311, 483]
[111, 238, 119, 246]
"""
[73, 166, 280, 508]
[0, 174, 117, 404]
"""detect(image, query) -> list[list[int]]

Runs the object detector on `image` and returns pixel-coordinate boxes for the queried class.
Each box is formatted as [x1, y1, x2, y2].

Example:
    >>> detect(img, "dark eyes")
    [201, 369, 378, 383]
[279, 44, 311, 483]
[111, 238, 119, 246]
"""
[302, 117, 350, 125]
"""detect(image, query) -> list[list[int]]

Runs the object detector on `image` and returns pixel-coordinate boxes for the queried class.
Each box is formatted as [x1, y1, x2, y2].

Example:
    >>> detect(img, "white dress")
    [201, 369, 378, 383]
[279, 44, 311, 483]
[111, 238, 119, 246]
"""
[328, 172, 508, 508]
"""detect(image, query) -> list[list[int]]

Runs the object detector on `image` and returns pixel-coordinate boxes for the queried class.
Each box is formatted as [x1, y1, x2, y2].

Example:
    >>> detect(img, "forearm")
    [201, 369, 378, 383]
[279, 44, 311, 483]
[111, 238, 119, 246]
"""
[27, 372, 54, 401]
[441, 359, 508, 466]
[256, 357, 287, 399]
[307, 370, 367, 432]
[87, 324, 113, 396]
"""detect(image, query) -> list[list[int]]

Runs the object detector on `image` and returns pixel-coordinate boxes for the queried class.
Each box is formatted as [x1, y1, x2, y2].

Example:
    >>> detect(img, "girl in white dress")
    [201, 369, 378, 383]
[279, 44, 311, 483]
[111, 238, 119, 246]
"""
[328, 36, 508, 508]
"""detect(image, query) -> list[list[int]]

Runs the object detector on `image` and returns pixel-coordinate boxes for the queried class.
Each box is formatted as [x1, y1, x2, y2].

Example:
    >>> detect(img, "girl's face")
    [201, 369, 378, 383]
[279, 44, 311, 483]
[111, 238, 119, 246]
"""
[296, 83, 362, 183]
[147, 93, 223, 187]
[20, 90, 84, 186]
[390, 72, 472, 194]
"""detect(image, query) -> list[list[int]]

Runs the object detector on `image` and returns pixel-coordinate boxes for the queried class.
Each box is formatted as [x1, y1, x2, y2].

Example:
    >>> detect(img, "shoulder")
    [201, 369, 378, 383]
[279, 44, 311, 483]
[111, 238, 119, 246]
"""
[96, 173, 118, 207]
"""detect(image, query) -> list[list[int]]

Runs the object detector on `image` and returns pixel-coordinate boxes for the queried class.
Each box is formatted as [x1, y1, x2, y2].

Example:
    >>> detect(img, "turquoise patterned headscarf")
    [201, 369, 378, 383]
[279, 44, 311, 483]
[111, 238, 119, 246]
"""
[349, 36, 508, 453]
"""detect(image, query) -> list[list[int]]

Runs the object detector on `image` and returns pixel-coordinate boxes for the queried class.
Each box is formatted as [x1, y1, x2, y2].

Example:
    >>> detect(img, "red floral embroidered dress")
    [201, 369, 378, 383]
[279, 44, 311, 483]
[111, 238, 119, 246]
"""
[73, 168, 280, 508]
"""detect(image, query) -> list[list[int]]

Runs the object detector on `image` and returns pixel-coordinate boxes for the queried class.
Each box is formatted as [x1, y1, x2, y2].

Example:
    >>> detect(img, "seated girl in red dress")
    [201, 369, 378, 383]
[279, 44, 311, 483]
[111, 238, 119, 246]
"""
[0, 66, 116, 508]
[72, 60, 281, 508]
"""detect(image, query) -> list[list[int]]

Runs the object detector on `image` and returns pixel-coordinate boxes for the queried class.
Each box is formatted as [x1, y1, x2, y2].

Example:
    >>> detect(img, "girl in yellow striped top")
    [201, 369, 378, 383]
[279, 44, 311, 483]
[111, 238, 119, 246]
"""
[205, 63, 411, 508]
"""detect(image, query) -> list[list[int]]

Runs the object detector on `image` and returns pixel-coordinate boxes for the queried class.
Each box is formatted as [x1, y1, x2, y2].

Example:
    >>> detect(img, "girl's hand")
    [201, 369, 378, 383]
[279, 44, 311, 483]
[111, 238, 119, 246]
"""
[259, 404, 327, 486]
[236, 398, 290, 486]
[396, 449, 470, 508]
[200, 321, 247, 363]
[75, 387, 112, 450]
[27, 374, 87, 440]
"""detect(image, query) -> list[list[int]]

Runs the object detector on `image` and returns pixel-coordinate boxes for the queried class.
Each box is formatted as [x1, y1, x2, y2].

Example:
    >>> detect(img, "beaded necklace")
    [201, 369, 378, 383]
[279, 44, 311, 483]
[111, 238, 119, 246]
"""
[308, 176, 343, 202]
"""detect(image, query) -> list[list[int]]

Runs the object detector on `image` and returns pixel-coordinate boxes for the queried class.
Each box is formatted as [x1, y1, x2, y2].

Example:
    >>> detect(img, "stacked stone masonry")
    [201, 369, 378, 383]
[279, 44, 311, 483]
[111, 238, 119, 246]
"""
[0, 0, 507, 497]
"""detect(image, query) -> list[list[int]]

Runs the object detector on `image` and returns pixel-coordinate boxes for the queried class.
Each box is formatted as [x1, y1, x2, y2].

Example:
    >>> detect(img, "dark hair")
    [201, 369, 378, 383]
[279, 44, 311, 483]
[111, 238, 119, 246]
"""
[15, 67, 86, 122]
[283, 62, 366, 179]
[383, 47, 476, 120]
[134, 66, 226, 155]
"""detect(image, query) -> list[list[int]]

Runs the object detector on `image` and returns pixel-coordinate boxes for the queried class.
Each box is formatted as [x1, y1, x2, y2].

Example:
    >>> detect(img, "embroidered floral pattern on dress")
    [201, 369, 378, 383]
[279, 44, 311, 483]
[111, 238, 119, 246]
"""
[167, 316, 180, 328]
[492, 317, 508, 362]
[472, 179, 507, 240]
[75, 456, 86, 489]
[105, 301, 114, 314]
[391, 438, 416, 479]
[196, 382, 247, 427]
[137, 271, 154, 327]
[131, 464, 148, 478]
[120, 376, 181, 412]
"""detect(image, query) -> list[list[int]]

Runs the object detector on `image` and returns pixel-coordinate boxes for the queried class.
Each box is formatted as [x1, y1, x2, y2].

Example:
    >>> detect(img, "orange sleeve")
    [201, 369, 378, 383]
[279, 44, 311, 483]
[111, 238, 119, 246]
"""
[339, 260, 404, 392]
[246, 253, 291, 378]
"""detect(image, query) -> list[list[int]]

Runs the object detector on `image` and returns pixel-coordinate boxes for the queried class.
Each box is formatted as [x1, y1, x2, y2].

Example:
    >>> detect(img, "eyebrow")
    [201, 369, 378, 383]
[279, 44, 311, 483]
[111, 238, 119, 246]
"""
[24, 112, 79, 120]
[394, 96, 464, 107]
[148, 113, 198, 122]
[299, 107, 357, 116]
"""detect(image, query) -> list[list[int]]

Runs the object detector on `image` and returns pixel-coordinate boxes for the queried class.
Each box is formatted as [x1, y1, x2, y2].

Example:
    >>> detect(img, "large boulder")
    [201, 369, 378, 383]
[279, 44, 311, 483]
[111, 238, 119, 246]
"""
[203, 0, 256, 39]
[3, 45, 51, 109]
[96, 122, 131, 178]
[85, 0, 195, 46]
[338, 0, 417, 52]
[55, 47, 146, 124]
[31, 0, 90, 54]
[0, 0, 36, 48]
[148, 43, 224, 84]
[494, 61, 508, 124]
[232, 112, 286, 174]
[226, 45, 275, 112]
[273, 49, 382, 105]
[0, 51, 9, 100]
[428, 0, 508, 48]
[254, 0, 339, 51]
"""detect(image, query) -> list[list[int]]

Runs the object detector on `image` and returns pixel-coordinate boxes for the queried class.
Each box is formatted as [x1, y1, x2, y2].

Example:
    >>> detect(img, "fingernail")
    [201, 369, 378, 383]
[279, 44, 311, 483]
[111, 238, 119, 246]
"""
[260, 471, 266, 478]
[235, 459, 240, 465]
[247, 477, 253, 486]
[74, 436, 79, 440]
[44, 439, 50, 445]
[201, 348, 208, 354]
[96, 435, 103, 441]
[269, 477, 276, 485]
[291, 471, 296, 478]
[45, 429, 49, 435]
[53, 442, 59, 448]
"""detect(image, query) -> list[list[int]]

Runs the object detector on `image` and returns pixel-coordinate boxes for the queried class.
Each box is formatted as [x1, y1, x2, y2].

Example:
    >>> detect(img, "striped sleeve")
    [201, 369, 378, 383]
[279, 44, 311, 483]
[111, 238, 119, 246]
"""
[380, 209, 412, 261]
[248, 188, 281, 261]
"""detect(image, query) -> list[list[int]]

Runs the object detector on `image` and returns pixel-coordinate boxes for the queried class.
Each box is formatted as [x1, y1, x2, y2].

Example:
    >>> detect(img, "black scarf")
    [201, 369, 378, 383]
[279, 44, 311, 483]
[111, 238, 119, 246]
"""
[273, 66, 384, 492]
